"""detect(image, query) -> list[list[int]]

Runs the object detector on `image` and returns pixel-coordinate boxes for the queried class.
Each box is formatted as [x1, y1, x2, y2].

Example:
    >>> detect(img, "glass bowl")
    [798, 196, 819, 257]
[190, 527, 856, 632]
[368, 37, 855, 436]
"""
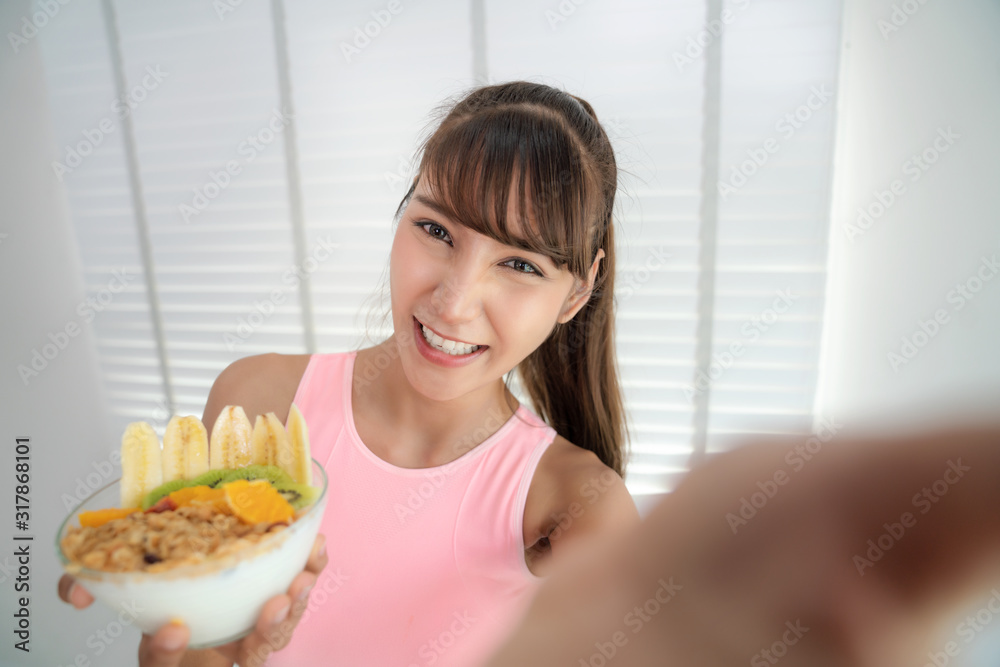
[56, 459, 328, 648]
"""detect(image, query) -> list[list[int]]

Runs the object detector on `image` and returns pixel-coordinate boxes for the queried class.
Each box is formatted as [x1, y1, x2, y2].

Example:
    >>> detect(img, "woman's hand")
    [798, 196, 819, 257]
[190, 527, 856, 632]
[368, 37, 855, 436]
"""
[486, 426, 1000, 666]
[58, 534, 327, 667]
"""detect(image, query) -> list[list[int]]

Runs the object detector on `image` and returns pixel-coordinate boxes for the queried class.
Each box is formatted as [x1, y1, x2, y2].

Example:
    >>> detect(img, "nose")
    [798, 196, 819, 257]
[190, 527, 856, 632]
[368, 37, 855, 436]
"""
[431, 261, 484, 324]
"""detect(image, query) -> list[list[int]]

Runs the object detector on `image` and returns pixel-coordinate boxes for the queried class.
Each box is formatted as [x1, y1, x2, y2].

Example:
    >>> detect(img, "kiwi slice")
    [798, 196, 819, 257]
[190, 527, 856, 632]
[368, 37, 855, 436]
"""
[220, 465, 293, 487]
[189, 469, 230, 489]
[141, 479, 191, 510]
[273, 482, 320, 510]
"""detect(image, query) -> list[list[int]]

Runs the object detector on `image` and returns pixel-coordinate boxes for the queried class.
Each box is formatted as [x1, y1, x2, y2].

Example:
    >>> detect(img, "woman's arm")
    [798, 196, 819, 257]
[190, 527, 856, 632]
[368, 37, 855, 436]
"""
[525, 437, 641, 577]
[489, 425, 1000, 666]
[201, 353, 311, 434]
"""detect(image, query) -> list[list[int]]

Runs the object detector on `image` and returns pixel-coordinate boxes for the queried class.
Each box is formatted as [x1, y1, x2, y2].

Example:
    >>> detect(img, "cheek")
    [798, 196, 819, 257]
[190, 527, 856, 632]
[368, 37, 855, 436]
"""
[490, 287, 568, 349]
[389, 233, 424, 303]
[392, 227, 444, 277]
[389, 239, 416, 323]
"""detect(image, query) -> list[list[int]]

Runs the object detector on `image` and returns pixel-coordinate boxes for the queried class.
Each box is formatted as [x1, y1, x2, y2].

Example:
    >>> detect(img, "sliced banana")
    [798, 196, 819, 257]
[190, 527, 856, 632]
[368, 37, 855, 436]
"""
[162, 415, 209, 483]
[251, 412, 290, 467]
[121, 421, 163, 509]
[281, 403, 312, 485]
[209, 405, 253, 470]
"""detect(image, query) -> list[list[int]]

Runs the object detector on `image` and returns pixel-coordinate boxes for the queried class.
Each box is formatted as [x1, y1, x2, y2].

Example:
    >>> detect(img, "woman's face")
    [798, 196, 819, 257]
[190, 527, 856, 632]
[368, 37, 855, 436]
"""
[388, 179, 596, 403]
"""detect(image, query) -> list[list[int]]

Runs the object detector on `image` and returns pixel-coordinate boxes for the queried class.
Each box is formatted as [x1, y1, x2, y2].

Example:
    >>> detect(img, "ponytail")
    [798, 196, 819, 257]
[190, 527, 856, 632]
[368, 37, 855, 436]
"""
[518, 205, 627, 478]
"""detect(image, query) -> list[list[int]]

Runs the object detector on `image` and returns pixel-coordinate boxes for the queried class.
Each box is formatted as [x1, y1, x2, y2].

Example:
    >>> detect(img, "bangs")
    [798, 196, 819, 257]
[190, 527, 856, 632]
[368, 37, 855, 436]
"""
[411, 105, 598, 277]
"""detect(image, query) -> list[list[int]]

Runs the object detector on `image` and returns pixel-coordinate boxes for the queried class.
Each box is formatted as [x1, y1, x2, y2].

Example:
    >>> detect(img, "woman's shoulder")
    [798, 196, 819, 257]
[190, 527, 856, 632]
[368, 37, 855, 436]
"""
[528, 434, 637, 525]
[523, 433, 639, 572]
[535, 435, 616, 490]
[202, 353, 312, 436]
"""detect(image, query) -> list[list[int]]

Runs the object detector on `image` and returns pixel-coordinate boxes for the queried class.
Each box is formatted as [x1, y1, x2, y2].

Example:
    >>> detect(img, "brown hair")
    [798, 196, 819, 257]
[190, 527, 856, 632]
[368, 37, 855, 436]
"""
[393, 81, 627, 477]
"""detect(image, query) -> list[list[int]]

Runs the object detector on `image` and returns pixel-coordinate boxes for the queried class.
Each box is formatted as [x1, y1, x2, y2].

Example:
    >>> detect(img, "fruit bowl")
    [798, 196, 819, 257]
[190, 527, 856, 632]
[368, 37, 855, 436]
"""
[56, 458, 328, 648]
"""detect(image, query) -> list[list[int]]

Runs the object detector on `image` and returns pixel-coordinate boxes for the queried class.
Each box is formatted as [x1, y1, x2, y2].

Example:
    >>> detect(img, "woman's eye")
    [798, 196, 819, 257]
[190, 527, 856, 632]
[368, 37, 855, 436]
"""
[416, 222, 452, 245]
[504, 258, 542, 276]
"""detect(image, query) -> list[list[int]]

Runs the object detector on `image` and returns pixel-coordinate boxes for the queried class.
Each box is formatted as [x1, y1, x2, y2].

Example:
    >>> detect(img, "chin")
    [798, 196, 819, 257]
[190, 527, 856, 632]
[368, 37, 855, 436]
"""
[404, 369, 469, 404]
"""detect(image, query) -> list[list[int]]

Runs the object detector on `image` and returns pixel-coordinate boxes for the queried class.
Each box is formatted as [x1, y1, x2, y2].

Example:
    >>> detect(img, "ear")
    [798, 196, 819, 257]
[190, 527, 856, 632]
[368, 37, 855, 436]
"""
[557, 248, 605, 324]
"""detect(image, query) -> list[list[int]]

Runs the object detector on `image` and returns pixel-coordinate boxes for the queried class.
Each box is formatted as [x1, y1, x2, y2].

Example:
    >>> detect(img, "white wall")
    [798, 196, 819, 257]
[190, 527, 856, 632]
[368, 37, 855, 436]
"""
[818, 8, 1000, 658]
[0, 1, 137, 664]
[816, 0, 1000, 431]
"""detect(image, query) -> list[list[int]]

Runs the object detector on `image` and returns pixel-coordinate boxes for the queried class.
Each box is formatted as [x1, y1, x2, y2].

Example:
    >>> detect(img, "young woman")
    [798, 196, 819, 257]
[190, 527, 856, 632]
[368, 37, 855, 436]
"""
[60, 80, 641, 666]
[59, 82, 1000, 667]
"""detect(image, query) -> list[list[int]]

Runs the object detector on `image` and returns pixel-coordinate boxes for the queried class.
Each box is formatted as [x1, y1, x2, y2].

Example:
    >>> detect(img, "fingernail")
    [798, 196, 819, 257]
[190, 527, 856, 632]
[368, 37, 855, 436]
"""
[273, 603, 290, 626]
[318, 539, 326, 558]
[296, 584, 314, 604]
[68, 582, 89, 607]
[156, 623, 186, 652]
[157, 635, 184, 652]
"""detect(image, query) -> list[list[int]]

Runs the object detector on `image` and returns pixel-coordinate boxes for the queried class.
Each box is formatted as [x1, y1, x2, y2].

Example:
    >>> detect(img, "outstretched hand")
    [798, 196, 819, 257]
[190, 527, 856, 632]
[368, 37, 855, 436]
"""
[58, 534, 327, 667]
[486, 425, 1000, 666]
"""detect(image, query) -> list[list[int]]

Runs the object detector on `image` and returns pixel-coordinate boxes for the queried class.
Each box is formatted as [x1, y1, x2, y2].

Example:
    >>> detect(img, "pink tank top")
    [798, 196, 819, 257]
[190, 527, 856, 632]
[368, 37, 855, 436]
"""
[265, 351, 553, 666]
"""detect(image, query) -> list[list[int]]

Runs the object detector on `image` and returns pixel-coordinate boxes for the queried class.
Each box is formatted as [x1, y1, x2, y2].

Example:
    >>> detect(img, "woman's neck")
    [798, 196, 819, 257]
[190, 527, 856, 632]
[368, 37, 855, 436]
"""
[352, 339, 519, 468]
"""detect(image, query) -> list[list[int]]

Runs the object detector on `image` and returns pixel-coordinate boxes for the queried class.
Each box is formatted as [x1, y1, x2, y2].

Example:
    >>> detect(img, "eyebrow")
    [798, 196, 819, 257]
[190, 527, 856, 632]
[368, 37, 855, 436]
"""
[410, 194, 546, 257]
[412, 194, 453, 222]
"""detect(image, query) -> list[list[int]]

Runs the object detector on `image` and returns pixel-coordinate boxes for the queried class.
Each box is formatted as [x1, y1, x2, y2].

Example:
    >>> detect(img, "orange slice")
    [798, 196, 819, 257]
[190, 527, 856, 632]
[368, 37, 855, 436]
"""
[168, 485, 230, 513]
[79, 507, 139, 529]
[223, 479, 294, 524]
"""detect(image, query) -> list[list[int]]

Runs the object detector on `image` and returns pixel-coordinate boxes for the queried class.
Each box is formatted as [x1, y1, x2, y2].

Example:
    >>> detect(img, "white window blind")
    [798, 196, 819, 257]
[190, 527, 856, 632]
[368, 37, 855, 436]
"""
[37, 0, 842, 497]
[709, 1, 841, 458]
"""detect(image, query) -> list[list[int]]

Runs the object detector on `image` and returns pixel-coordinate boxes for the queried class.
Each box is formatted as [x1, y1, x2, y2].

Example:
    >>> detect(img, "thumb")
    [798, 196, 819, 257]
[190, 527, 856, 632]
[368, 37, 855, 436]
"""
[138, 620, 190, 667]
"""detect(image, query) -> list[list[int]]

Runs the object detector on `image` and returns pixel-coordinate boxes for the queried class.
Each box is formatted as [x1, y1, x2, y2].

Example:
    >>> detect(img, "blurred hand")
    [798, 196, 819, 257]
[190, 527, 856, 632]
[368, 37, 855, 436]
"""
[486, 426, 1000, 666]
[58, 533, 327, 667]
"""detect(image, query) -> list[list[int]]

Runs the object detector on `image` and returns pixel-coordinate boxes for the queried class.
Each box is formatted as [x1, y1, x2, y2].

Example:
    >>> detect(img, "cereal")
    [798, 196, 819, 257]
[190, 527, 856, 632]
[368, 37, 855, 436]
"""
[61, 505, 289, 573]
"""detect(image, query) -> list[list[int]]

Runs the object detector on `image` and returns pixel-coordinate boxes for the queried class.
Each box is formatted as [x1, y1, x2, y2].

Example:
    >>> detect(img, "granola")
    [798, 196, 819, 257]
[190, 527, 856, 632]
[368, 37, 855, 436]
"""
[61, 503, 288, 573]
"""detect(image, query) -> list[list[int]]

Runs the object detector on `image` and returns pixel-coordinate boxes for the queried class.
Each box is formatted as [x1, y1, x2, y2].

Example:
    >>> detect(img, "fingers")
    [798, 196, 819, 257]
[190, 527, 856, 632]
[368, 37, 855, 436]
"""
[127, 536, 326, 667]
[236, 568, 320, 666]
[57, 574, 94, 609]
[57, 574, 75, 604]
[305, 533, 327, 575]
[236, 593, 296, 666]
[286, 570, 318, 623]
[138, 621, 190, 667]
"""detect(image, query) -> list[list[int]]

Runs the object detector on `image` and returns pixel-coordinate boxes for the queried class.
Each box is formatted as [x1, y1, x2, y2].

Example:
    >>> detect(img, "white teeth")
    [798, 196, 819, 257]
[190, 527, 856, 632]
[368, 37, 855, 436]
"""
[421, 324, 481, 356]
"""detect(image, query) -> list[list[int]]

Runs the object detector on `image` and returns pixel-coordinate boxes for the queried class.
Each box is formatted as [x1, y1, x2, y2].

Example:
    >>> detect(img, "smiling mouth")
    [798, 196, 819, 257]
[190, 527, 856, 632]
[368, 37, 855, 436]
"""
[417, 320, 483, 356]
